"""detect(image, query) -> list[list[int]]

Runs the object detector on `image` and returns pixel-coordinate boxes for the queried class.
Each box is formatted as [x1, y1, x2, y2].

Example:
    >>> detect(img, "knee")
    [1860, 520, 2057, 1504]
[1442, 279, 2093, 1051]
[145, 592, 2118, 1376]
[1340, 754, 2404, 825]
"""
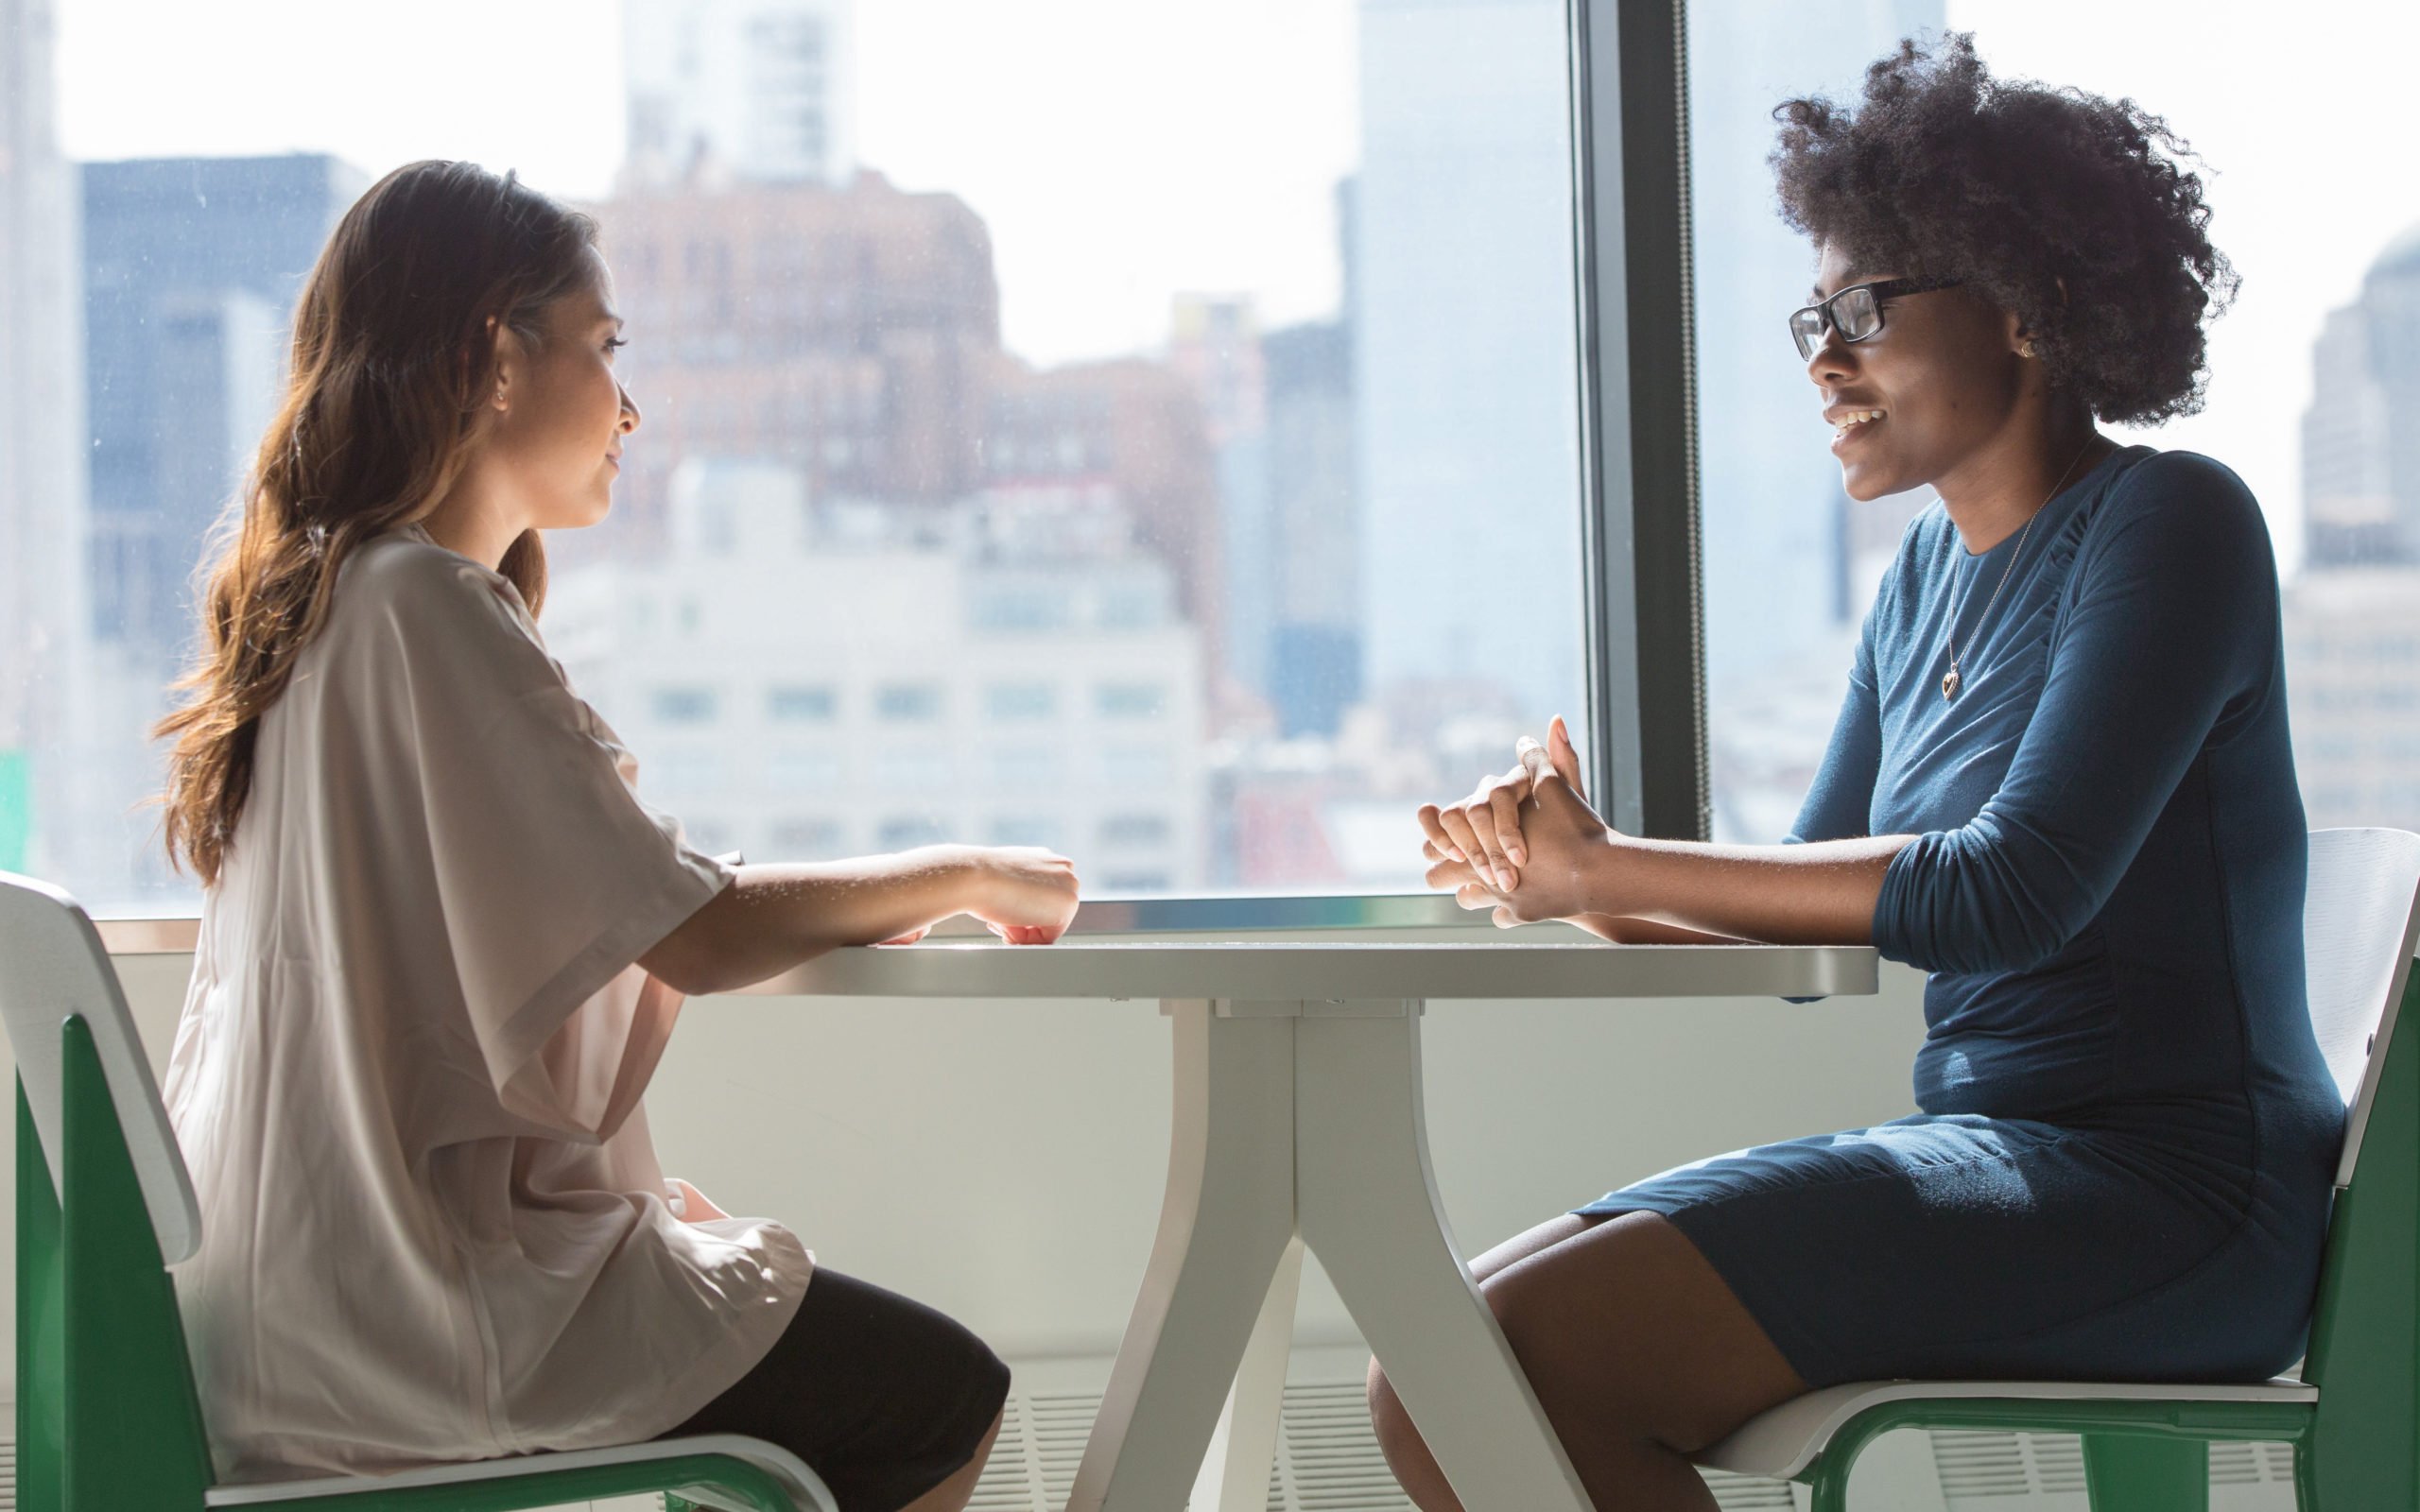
[1365, 1356, 1431, 1469]
[1479, 1264, 1722, 1454]
[1366, 1358, 1469, 1512]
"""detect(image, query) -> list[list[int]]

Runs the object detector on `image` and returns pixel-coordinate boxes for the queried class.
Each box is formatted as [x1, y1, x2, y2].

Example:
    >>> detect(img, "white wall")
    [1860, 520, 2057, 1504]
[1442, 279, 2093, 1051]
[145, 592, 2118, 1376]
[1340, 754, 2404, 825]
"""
[0, 938, 1933, 1369]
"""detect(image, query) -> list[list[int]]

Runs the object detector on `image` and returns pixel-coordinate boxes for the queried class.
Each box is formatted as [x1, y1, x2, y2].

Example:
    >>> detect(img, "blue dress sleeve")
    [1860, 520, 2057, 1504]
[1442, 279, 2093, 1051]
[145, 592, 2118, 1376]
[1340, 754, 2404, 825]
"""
[1872, 455, 2277, 974]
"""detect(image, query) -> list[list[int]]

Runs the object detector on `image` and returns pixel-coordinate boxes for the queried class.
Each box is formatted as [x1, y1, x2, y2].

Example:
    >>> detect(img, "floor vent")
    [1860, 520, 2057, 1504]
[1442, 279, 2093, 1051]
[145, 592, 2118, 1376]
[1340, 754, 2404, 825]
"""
[1700, 1466, 1802, 1509]
[2208, 1439, 2297, 1486]
[1934, 1429, 2087, 1502]
[952, 1379, 1800, 1512]
[1259, 1380, 1409, 1511]
[1933, 1430, 2298, 1506]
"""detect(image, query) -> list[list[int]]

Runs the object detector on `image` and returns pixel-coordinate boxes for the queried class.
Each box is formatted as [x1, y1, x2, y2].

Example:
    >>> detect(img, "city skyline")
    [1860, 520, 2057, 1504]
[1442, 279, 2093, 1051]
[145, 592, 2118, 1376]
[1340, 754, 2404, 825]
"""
[46, 0, 2420, 573]
[9, 0, 2420, 910]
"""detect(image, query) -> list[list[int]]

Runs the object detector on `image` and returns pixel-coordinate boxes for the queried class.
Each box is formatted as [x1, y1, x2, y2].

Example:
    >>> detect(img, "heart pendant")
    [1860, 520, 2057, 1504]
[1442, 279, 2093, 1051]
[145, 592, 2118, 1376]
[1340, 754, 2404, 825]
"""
[1942, 668, 1962, 699]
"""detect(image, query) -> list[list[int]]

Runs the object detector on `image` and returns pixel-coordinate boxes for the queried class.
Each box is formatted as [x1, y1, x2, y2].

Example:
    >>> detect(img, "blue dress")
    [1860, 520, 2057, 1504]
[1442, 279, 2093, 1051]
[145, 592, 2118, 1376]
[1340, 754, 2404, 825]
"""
[1580, 447, 2345, 1386]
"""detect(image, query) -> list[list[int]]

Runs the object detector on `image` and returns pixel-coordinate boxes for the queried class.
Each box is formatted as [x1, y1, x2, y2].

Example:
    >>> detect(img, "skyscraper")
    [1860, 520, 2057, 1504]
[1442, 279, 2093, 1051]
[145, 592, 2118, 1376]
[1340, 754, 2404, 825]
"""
[1168, 294, 1272, 704]
[81, 153, 362, 672]
[1689, 2, 1943, 842]
[590, 170, 1002, 543]
[1354, 0, 1582, 727]
[1263, 318, 1360, 736]
[2287, 221, 2420, 838]
[0, 0, 89, 876]
[2303, 220, 2420, 568]
[622, 0, 856, 188]
[1688, 1, 1944, 690]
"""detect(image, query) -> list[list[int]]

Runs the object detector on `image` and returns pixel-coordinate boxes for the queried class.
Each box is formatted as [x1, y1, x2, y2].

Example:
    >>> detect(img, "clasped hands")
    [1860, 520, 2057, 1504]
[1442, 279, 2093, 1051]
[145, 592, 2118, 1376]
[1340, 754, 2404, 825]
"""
[1416, 713, 1621, 928]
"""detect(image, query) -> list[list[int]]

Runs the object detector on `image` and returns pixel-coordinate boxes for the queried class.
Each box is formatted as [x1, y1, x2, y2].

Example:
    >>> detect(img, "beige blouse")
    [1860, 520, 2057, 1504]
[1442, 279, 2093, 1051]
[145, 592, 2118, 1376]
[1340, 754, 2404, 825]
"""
[164, 525, 811, 1483]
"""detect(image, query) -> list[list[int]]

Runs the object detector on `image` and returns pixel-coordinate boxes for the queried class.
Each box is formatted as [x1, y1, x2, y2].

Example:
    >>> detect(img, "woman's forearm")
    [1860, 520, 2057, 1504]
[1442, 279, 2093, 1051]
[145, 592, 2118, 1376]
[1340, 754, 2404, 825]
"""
[641, 847, 984, 995]
[1583, 833, 1915, 945]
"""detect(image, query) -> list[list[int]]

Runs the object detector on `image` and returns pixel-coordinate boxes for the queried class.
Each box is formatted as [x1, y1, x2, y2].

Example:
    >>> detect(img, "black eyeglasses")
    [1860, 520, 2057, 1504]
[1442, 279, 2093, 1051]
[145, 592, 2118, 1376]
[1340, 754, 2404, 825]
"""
[1789, 276, 1964, 361]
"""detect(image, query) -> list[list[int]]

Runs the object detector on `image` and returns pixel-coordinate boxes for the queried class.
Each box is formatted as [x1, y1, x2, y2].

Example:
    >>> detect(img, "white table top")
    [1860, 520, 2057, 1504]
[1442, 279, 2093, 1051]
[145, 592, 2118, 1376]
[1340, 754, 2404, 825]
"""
[734, 940, 1879, 1002]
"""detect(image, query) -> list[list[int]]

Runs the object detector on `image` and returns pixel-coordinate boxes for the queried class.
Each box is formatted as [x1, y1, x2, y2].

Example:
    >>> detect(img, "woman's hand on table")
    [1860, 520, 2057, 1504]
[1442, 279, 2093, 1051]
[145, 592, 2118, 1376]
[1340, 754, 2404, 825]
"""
[964, 846, 1081, 944]
[1430, 765, 1619, 926]
[1418, 714, 1586, 893]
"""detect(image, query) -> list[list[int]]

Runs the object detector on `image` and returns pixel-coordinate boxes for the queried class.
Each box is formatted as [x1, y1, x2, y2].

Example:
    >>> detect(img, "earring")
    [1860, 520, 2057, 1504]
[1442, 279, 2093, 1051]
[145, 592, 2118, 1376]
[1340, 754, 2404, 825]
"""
[2020, 339, 2037, 359]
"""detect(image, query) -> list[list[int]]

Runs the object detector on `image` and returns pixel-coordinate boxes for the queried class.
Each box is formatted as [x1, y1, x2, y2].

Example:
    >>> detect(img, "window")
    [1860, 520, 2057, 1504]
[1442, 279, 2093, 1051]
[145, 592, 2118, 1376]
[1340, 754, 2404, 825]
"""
[878, 748, 955, 789]
[768, 817, 845, 858]
[1102, 744, 1175, 790]
[767, 746, 844, 789]
[1095, 683, 1167, 720]
[1689, 12, 2420, 849]
[988, 816, 1060, 848]
[877, 816, 948, 849]
[648, 746, 725, 798]
[989, 747, 1061, 789]
[652, 687, 719, 724]
[769, 685, 838, 722]
[873, 684, 944, 723]
[985, 683, 1057, 721]
[11, 0, 1598, 915]
[1099, 814, 1172, 848]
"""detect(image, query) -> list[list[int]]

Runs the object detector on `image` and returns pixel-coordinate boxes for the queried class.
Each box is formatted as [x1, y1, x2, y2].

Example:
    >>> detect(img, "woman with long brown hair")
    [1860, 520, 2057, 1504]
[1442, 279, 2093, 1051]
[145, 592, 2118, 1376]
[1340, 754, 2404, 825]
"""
[155, 159, 1077, 1511]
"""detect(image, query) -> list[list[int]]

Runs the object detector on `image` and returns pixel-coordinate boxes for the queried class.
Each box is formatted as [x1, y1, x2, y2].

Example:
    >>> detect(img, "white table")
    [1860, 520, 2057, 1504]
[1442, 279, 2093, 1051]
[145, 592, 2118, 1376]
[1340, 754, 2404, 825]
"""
[744, 940, 1877, 1512]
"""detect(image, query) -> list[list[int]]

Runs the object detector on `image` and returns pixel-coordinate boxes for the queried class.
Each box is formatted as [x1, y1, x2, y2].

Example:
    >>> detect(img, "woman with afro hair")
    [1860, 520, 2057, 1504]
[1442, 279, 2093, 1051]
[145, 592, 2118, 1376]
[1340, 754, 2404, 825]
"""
[1384, 33, 2342, 1511]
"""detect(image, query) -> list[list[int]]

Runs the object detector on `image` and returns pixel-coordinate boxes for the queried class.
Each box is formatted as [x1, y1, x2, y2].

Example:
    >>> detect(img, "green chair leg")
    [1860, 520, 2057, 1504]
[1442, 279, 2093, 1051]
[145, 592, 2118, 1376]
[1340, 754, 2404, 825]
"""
[2082, 1434, 2207, 1512]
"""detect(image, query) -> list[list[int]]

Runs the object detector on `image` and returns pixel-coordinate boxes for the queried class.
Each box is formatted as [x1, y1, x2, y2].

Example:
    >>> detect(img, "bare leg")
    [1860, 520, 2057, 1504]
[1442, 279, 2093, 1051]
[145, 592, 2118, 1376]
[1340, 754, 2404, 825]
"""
[1367, 1212, 1808, 1512]
[895, 1406, 1006, 1512]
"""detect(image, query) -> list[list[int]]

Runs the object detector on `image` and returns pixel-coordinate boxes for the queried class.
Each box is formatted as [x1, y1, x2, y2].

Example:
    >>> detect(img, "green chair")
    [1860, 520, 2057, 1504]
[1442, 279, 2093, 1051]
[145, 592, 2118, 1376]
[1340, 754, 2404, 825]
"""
[0, 868, 838, 1512]
[1694, 826, 2420, 1511]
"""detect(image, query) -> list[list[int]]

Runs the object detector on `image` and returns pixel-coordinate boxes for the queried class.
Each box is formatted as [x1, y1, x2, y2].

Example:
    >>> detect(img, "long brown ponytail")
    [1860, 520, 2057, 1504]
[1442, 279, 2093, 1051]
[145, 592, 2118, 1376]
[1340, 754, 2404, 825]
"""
[156, 160, 599, 885]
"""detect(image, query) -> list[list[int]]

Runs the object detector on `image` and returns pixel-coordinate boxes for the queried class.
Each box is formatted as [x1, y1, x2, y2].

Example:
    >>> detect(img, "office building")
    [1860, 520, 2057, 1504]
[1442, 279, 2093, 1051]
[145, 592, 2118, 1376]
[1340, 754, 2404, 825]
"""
[1169, 294, 1272, 707]
[1690, 1, 1945, 668]
[622, 0, 856, 188]
[1688, 0, 1943, 840]
[590, 171, 1002, 541]
[980, 353, 1224, 679]
[2285, 221, 2420, 838]
[544, 458, 1208, 892]
[2283, 568, 2420, 834]
[0, 0, 87, 877]
[2303, 221, 2420, 568]
[1263, 318, 1360, 737]
[1355, 0, 1582, 727]
[81, 153, 361, 670]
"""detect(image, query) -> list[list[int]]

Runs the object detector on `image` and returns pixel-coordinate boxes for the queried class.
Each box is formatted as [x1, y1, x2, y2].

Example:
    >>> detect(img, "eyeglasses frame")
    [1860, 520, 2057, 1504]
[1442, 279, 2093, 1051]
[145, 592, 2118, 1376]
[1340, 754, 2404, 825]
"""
[1789, 275, 1967, 361]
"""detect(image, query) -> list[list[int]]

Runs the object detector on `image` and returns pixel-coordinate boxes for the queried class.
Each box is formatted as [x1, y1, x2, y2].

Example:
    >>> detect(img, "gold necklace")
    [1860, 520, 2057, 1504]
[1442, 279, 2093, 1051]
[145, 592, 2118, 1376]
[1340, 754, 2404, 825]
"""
[1942, 438, 2098, 700]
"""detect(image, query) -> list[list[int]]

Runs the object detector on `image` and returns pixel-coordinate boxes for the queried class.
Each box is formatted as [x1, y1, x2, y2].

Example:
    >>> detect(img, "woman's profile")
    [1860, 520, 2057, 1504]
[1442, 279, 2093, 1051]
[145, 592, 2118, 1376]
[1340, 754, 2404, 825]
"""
[153, 159, 1077, 1512]
[1392, 35, 2341, 1512]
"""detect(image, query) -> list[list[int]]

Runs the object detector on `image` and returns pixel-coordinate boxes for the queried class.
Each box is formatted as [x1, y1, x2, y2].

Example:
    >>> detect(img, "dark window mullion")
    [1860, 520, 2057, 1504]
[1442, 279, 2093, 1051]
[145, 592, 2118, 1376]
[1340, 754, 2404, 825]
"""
[1569, 0, 1708, 841]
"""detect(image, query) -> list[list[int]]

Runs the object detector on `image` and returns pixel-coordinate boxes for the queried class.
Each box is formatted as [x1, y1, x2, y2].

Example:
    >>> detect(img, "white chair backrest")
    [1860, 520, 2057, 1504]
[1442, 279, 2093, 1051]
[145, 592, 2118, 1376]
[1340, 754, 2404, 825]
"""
[2305, 829, 2420, 1189]
[0, 871, 202, 1263]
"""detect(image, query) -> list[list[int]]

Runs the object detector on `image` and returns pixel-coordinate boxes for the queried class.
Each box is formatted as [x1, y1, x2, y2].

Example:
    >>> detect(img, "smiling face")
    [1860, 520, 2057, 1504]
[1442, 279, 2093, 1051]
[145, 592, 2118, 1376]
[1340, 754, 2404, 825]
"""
[1806, 242, 2028, 502]
[485, 248, 639, 531]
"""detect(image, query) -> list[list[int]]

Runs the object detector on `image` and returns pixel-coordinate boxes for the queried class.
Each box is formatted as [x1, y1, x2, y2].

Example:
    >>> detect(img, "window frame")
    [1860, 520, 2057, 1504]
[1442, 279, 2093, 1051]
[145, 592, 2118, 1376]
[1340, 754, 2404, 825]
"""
[89, 0, 1704, 942]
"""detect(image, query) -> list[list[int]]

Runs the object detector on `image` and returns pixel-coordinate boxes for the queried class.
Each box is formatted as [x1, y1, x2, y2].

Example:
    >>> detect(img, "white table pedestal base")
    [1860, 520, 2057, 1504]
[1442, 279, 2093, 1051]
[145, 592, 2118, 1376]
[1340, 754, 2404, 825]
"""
[1066, 999, 1593, 1512]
